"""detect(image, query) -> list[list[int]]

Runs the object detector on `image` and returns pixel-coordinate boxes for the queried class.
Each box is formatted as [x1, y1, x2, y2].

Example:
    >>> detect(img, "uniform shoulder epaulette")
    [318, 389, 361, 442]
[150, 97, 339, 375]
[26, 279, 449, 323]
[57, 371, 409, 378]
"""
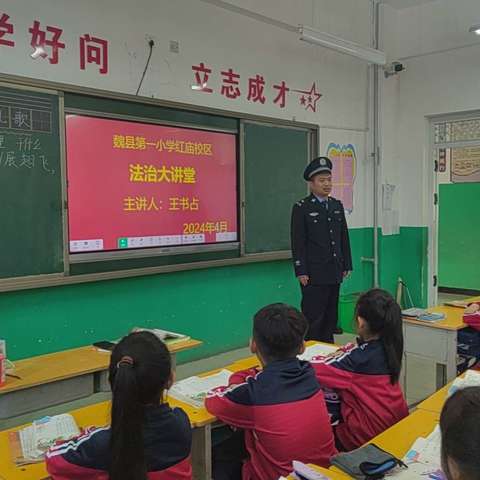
[295, 198, 306, 207]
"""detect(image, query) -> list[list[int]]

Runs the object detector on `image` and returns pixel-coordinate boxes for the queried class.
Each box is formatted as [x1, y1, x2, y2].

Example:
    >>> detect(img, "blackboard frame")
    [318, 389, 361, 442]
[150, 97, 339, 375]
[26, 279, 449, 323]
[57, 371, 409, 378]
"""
[63, 108, 240, 264]
[0, 73, 318, 292]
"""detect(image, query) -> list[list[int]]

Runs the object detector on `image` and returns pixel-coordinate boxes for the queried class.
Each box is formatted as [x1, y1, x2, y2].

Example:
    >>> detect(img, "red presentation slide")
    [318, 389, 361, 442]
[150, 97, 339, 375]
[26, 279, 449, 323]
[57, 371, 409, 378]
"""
[66, 115, 238, 253]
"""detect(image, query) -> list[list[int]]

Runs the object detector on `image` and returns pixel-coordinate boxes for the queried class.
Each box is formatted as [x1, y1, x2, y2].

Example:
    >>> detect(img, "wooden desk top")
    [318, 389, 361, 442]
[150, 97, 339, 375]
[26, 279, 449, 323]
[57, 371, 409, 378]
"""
[403, 305, 466, 331]
[417, 382, 451, 414]
[367, 409, 439, 457]
[403, 295, 480, 331]
[0, 393, 216, 480]
[325, 409, 440, 479]
[0, 400, 111, 480]
[289, 410, 439, 479]
[0, 339, 202, 395]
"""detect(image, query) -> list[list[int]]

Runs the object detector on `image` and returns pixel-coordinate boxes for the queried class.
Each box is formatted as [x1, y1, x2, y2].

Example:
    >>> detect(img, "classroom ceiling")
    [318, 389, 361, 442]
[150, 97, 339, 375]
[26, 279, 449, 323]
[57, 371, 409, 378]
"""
[381, 0, 437, 9]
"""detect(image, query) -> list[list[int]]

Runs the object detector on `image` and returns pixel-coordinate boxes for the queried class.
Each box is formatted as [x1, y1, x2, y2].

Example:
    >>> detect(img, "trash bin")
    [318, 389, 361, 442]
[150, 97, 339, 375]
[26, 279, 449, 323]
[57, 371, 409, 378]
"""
[339, 293, 359, 334]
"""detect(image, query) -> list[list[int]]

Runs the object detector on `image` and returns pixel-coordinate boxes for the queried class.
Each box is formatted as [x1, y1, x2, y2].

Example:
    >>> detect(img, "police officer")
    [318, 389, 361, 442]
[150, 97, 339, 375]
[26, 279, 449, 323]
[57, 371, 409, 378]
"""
[291, 156, 352, 342]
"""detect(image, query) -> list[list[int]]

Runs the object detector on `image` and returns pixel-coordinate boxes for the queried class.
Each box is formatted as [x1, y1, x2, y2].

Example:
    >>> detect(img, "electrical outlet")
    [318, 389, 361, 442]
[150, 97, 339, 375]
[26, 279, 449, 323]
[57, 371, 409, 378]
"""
[169, 40, 179, 54]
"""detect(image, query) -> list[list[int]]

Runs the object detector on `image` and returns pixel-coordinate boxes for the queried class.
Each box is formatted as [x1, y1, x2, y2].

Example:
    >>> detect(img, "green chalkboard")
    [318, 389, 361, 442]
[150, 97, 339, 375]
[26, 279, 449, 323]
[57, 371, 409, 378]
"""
[244, 122, 310, 254]
[0, 85, 63, 279]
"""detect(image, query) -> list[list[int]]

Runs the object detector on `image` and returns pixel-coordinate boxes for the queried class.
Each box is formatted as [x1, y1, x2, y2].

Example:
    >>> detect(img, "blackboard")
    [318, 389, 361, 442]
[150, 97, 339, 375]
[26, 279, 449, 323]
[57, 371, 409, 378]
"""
[0, 86, 315, 285]
[0, 85, 63, 279]
[243, 122, 310, 254]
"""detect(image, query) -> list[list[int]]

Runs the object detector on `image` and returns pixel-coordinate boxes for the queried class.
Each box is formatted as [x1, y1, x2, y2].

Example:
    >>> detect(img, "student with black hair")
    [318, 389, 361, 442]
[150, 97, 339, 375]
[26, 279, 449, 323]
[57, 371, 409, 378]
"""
[440, 386, 480, 480]
[46, 331, 192, 480]
[205, 303, 337, 480]
[311, 288, 408, 451]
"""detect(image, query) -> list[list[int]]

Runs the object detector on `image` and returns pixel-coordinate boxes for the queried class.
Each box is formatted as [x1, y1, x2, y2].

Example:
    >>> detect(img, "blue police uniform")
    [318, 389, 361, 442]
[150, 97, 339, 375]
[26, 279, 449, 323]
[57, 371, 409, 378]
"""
[290, 157, 353, 342]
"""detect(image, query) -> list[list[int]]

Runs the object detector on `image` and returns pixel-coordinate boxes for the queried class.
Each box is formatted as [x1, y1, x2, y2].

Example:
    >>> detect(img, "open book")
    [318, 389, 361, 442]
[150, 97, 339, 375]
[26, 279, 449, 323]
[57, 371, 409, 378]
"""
[131, 328, 190, 345]
[9, 414, 80, 465]
[298, 343, 338, 361]
[169, 369, 232, 408]
[394, 426, 444, 479]
[93, 329, 190, 353]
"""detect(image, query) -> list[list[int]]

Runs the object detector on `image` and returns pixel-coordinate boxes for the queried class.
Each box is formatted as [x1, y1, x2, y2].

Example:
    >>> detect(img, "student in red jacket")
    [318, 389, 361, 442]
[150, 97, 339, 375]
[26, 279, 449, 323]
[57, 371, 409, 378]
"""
[46, 331, 192, 480]
[311, 289, 408, 451]
[205, 303, 337, 480]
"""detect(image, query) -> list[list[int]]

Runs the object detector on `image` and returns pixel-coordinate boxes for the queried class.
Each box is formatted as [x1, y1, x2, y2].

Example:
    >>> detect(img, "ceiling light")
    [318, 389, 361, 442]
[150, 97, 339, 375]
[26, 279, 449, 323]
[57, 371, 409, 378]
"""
[299, 25, 386, 66]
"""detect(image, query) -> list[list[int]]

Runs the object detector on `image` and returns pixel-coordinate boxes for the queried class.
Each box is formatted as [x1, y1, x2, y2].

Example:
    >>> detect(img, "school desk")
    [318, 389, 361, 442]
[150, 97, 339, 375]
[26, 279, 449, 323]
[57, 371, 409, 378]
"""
[0, 340, 335, 480]
[229, 340, 340, 372]
[0, 339, 201, 420]
[402, 296, 480, 402]
[0, 396, 217, 480]
[176, 340, 340, 480]
[294, 409, 441, 480]
[0, 365, 235, 480]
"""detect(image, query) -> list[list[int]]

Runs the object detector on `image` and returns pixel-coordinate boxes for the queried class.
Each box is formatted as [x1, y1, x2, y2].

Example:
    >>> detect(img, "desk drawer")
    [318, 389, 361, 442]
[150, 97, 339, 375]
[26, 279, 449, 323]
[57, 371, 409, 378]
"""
[404, 323, 449, 363]
[0, 374, 94, 419]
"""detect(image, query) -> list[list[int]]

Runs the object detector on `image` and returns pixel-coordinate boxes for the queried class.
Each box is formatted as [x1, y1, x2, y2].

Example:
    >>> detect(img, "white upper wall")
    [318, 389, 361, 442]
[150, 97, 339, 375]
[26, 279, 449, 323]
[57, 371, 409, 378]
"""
[1, 0, 375, 228]
[380, 0, 480, 226]
[1, 0, 370, 129]
[396, 0, 480, 59]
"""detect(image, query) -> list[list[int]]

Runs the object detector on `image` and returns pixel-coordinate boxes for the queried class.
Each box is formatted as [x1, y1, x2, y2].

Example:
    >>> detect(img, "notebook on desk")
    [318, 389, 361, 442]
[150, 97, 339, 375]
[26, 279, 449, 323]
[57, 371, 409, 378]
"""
[169, 369, 232, 408]
[402, 307, 427, 319]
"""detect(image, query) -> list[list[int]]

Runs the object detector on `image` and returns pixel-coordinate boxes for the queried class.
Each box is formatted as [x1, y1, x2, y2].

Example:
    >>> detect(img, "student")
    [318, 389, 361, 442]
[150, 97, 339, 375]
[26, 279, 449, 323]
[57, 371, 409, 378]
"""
[440, 386, 480, 480]
[46, 331, 192, 480]
[311, 288, 408, 451]
[205, 303, 337, 480]
[464, 302, 480, 314]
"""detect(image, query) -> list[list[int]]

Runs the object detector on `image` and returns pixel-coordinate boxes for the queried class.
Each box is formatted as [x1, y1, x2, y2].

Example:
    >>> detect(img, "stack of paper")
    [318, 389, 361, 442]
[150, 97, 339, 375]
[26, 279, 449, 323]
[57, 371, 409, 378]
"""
[444, 300, 469, 308]
[9, 414, 80, 465]
[169, 369, 232, 407]
[395, 426, 445, 479]
[298, 344, 338, 361]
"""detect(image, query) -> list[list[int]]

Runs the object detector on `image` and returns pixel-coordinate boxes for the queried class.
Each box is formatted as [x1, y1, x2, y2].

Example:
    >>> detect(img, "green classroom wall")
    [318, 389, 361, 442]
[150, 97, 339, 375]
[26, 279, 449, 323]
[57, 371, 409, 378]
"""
[379, 227, 429, 308]
[0, 227, 427, 362]
[439, 183, 480, 291]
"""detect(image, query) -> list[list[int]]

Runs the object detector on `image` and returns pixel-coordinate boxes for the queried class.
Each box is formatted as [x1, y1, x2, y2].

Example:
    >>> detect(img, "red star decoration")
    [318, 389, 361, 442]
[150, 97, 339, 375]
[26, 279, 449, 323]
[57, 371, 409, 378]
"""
[293, 82, 322, 112]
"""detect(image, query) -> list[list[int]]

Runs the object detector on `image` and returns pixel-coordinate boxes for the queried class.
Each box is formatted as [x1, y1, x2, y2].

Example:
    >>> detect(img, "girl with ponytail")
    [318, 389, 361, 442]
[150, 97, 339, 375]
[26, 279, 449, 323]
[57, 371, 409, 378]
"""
[46, 331, 192, 480]
[310, 288, 408, 451]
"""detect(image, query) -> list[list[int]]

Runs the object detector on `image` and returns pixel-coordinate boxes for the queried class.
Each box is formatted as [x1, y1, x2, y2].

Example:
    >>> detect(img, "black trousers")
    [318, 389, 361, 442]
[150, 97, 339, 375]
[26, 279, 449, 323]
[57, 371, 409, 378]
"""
[212, 428, 247, 480]
[301, 283, 340, 343]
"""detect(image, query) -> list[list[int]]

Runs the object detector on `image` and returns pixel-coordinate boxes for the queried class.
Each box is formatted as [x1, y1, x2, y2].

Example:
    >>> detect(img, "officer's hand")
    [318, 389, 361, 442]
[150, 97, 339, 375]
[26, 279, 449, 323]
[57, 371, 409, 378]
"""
[343, 271, 351, 279]
[298, 275, 309, 286]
